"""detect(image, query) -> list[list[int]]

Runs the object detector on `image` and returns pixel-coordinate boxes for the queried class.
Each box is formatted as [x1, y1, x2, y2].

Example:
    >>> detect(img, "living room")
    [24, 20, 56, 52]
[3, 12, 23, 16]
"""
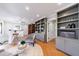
[0, 3, 79, 56]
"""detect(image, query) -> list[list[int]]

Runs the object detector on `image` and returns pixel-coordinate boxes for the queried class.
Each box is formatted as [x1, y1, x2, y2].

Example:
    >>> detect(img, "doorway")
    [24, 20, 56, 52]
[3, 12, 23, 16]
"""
[48, 20, 57, 42]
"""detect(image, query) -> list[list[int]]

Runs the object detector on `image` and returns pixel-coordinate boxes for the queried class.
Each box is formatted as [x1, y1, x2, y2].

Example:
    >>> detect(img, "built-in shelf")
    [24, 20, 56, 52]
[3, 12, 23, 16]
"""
[57, 11, 79, 19]
[35, 17, 47, 42]
[57, 4, 79, 39]
[58, 28, 79, 30]
[58, 19, 78, 24]
[56, 3, 79, 56]
[35, 18, 47, 33]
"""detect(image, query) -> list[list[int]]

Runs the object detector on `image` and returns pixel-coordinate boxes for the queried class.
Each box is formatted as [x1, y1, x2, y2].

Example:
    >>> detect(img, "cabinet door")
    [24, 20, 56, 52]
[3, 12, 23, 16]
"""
[56, 37, 65, 51]
[65, 39, 79, 56]
[36, 33, 44, 41]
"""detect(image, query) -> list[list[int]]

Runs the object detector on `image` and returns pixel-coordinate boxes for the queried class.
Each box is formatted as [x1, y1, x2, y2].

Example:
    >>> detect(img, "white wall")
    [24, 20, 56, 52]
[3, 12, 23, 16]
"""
[47, 20, 57, 42]
[0, 20, 5, 43]
[47, 14, 57, 42]
[0, 16, 28, 43]
[20, 23, 28, 35]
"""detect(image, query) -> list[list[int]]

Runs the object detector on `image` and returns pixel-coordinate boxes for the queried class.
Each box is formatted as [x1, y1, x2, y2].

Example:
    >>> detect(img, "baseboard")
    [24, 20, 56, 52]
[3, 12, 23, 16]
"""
[36, 39, 46, 43]
[48, 38, 56, 42]
[56, 48, 71, 56]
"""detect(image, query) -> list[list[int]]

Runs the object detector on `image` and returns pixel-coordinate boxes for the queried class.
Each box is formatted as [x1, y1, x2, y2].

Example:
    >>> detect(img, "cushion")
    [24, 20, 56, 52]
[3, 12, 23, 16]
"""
[25, 39, 34, 43]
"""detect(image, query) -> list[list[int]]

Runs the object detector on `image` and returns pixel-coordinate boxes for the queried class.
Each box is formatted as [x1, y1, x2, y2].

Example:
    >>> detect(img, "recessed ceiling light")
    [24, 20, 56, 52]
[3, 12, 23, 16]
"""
[36, 14, 40, 17]
[25, 6, 30, 11]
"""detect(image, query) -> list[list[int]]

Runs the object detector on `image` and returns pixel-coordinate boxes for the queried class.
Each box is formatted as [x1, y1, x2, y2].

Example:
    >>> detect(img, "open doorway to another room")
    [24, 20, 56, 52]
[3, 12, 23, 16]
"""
[47, 20, 57, 42]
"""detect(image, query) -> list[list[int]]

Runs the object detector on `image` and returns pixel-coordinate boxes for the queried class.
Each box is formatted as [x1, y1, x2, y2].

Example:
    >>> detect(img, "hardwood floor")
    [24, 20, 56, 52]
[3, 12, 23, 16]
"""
[36, 39, 65, 56]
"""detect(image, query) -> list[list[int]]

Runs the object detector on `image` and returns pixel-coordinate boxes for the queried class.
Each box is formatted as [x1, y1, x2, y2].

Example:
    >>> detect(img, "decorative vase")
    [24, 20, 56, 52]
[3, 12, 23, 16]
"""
[18, 40, 27, 50]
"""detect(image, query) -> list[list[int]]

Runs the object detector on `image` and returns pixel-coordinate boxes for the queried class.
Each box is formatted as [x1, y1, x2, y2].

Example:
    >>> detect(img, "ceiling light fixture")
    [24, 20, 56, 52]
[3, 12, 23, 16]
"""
[25, 6, 30, 11]
[36, 14, 40, 17]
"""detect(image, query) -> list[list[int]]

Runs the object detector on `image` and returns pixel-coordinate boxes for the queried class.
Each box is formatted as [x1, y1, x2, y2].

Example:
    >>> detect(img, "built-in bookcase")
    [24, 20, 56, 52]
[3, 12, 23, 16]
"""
[57, 4, 79, 39]
[35, 18, 47, 33]
[56, 3, 79, 56]
[35, 18, 47, 42]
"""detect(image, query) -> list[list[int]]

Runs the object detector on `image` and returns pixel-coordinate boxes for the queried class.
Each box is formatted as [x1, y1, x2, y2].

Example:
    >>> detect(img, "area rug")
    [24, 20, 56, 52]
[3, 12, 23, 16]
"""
[19, 44, 43, 56]
[0, 44, 43, 56]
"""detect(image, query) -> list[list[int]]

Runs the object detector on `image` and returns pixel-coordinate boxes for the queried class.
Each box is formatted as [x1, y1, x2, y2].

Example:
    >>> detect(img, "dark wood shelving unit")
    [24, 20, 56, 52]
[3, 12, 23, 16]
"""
[28, 24, 35, 34]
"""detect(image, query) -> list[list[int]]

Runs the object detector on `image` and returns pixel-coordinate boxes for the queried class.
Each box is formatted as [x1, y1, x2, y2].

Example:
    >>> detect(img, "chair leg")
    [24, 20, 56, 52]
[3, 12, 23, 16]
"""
[33, 43, 34, 47]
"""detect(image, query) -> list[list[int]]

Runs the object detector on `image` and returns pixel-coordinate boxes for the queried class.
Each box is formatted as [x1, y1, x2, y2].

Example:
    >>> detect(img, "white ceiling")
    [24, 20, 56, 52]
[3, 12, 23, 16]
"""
[0, 3, 72, 24]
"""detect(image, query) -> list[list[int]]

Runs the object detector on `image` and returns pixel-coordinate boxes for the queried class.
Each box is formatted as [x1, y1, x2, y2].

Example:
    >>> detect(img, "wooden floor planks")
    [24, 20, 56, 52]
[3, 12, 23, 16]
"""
[36, 39, 65, 56]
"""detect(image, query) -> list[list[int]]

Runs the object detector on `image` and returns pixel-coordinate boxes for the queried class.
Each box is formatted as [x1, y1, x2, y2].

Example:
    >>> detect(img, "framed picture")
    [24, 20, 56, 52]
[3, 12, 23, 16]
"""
[15, 25, 20, 30]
